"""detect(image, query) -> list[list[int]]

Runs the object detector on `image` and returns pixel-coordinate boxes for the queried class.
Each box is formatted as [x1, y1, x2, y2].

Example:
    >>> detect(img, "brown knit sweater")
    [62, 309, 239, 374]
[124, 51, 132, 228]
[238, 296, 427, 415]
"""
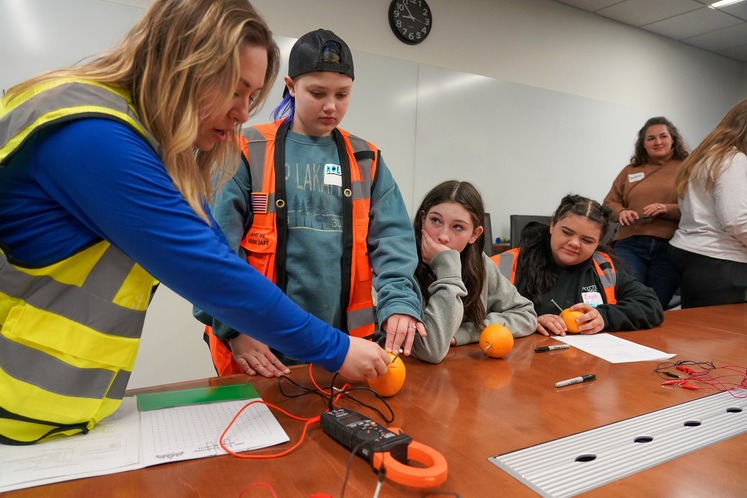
[603, 159, 683, 241]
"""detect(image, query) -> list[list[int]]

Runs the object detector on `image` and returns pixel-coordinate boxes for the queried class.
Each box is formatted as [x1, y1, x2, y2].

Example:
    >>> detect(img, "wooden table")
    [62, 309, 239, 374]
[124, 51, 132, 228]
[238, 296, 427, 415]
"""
[4, 304, 746, 497]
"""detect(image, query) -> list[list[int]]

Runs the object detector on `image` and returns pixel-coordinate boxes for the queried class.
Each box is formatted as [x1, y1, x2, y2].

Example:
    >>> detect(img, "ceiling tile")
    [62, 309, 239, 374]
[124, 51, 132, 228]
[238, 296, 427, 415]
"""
[683, 22, 747, 49]
[553, 0, 622, 12]
[718, 3, 747, 20]
[550, 0, 747, 62]
[641, 7, 743, 39]
[597, 0, 704, 27]
[716, 43, 747, 60]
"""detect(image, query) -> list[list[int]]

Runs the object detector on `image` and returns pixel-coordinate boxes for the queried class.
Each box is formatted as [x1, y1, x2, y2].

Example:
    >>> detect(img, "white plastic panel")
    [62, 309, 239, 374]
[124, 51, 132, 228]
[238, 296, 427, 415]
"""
[489, 389, 747, 497]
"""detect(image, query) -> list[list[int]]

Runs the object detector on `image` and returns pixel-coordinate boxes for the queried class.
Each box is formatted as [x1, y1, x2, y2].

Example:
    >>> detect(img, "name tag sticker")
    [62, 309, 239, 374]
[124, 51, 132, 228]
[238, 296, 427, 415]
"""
[582, 292, 604, 307]
[324, 163, 342, 187]
[628, 172, 645, 183]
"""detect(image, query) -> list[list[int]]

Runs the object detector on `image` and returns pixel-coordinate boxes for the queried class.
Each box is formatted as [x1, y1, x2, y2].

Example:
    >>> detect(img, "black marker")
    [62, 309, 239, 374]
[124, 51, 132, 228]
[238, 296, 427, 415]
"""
[534, 344, 570, 353]
[555, 374, 596, 388]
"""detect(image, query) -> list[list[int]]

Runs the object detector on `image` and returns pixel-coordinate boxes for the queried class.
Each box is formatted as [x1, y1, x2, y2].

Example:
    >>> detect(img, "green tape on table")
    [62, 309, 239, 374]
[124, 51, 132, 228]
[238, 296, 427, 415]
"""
[136, 382, 260, 412]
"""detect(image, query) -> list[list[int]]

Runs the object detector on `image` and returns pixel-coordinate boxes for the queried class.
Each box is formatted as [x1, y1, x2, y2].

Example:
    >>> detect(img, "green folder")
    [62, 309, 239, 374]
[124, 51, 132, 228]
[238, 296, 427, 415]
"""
[136, 382, 260, 412]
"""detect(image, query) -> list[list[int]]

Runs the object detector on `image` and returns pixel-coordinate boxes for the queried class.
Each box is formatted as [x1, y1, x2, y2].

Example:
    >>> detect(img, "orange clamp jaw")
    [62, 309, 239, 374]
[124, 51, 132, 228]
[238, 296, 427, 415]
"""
[371, 440, 448, 488]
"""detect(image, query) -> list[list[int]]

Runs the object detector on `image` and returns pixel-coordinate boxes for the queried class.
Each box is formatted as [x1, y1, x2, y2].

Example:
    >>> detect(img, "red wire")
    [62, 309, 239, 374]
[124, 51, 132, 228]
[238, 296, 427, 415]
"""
[219, 399, 321, 459]
[307, 363, 351, 401]
[664, 364, 747, 397]
[238, 482, 278, 498]
[219, 363, 359, 461]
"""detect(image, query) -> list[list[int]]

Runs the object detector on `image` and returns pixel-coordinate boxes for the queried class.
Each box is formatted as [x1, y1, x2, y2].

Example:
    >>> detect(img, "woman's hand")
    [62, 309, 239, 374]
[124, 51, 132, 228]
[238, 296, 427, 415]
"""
[338, 337, 391, 381]
[420, 228, 451, 266]
[642, 202, 667, 218]
[618, 209, 639, 226]
[229, 334, 290, 377]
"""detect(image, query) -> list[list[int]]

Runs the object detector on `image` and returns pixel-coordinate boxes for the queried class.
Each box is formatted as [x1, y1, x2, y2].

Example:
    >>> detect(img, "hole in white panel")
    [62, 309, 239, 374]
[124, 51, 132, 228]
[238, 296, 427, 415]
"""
[575, 454, 596, 463]
[634, 435, 653, 443]
[683, 420, 701, 427]
[726, 407, 742, 413]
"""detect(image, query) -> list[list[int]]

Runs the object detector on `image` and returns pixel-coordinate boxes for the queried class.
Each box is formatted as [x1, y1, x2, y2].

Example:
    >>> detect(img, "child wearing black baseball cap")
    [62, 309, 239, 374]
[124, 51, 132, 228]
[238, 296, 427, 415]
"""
[200, 29, 425, 378]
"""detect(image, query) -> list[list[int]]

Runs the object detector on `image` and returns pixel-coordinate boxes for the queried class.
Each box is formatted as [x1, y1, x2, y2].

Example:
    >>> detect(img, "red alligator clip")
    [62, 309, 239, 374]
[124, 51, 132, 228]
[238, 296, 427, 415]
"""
[676, 365, 696, 374]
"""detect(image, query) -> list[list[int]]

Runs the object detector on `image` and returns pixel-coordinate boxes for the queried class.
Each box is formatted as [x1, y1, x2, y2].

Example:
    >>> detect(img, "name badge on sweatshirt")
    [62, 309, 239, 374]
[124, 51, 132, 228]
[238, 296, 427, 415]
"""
[324, 163, 342, 187]
[628, 172, 645, 183]
[582, 292, 604, 307]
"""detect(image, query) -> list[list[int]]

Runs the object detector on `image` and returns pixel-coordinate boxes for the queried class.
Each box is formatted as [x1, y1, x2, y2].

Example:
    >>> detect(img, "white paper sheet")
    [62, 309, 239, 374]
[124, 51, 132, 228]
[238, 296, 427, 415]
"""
[0, 397, 142, 492]
[556, 333, 676, 363]
[140, 399, 289, 467]
[0, 396, 289, 492]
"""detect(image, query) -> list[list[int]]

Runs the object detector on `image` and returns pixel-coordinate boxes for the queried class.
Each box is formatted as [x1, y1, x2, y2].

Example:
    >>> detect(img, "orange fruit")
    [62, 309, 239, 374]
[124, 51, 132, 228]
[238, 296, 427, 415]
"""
[367, 353, 406, 397]
[560, 309, 584, 333]
[479, 324, 514, 358]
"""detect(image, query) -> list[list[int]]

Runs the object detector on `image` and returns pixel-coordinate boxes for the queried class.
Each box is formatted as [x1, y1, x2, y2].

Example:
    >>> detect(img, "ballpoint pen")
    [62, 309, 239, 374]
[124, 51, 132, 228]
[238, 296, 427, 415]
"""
[534, 344, 570, 353]
[555, 374, 596, 388]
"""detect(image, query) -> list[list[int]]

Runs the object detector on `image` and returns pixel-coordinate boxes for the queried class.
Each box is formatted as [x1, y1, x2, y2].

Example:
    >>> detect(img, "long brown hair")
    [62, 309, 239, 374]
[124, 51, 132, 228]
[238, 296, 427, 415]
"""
[6, 0, 280, 222]
[414, 180, 487, 327]
[675, 99, 747, 197]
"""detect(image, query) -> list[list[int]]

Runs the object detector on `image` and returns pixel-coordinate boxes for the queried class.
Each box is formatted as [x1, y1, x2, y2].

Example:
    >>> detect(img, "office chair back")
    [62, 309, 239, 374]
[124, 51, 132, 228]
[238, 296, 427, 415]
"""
[483, 213, 494, 256]
[509, 214, 551, 248]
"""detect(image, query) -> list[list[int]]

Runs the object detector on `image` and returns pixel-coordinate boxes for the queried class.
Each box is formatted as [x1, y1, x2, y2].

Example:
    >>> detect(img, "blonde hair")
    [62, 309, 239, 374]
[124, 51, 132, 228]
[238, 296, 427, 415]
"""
[675, 99, 747, 197]
[6, 0, 280, 222]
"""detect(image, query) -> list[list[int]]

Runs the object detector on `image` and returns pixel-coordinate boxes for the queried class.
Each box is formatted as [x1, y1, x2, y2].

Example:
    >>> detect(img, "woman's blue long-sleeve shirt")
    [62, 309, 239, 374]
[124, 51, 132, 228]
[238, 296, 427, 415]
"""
[0, 118, 350, 371]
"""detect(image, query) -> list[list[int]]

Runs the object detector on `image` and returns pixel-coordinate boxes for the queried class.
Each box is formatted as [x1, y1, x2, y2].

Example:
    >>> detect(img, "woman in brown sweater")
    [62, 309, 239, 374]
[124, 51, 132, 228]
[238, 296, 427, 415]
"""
[603, 117, 689, 309]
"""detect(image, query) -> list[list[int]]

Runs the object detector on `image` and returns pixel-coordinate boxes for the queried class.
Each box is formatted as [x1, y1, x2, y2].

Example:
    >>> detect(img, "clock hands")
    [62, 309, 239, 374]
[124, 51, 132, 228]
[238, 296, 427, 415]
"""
[403, 3, 429, 25]
[402, 3, 417, 22]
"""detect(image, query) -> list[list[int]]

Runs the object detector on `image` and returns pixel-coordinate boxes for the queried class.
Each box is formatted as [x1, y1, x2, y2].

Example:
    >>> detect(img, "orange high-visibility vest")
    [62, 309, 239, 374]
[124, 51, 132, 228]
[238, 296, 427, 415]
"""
[491, 248, 617, 304]
[206, 121, 378, 376]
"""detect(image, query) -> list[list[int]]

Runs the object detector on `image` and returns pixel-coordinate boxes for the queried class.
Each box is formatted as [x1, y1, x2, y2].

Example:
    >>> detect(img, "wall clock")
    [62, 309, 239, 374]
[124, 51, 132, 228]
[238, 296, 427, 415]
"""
[388, 0, 433, 45]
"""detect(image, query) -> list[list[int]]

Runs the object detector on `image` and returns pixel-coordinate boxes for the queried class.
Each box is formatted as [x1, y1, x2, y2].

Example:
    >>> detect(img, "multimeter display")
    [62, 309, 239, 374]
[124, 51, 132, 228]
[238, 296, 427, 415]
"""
[320, 408, 412, 462]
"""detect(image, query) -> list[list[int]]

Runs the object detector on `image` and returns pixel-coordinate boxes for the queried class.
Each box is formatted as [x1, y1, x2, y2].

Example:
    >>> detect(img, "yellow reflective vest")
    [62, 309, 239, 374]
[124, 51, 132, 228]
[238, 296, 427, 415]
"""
[0, 79, 158, 444]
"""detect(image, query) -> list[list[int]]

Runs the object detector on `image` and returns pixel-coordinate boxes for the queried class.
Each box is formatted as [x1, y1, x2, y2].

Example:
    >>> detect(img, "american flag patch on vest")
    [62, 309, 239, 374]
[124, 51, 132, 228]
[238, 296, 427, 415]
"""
[252, 193, 269, 213]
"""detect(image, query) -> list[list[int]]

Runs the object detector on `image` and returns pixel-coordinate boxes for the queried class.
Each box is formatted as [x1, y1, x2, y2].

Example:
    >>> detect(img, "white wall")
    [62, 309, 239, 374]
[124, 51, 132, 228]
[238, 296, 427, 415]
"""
[249, 0, 746, 231]
[2, 0, 745, 388]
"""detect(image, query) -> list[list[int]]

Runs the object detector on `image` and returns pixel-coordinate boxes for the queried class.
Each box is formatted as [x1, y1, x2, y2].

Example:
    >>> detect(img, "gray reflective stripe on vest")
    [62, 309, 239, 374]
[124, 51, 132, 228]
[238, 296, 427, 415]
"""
[242, 127, 277, 212]
[498, 251, 517, 282]
[347, 134, 374, 201]
[348, 305, 375, 331]
[0, 334, 130, 399]
[592, 252, 616, 289]
[0, 246, 146, 339]
[107, 369, 131, 400]
[0, 81, 161, 163]
[83, 245, 139, 302]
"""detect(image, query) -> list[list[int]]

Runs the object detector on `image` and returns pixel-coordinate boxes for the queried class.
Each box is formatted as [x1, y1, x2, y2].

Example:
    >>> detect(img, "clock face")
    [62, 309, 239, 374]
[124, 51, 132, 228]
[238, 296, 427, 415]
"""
[388, 0, 433, 45]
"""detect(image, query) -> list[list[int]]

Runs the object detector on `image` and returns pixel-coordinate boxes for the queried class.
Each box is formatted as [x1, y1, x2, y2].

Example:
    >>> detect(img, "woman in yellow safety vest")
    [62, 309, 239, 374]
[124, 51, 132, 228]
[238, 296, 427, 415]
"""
[0, 0, 389, 445]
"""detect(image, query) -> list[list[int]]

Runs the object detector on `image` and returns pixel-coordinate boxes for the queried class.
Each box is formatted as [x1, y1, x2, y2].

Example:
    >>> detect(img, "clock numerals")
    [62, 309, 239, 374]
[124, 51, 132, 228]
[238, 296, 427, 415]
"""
[388, 0, 432, 45]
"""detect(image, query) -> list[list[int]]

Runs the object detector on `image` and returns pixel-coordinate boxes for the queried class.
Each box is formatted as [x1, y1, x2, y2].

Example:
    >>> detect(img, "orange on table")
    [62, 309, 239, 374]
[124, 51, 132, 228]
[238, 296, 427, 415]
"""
[479, 323, 514, 358]
[367, 352, 406, 397]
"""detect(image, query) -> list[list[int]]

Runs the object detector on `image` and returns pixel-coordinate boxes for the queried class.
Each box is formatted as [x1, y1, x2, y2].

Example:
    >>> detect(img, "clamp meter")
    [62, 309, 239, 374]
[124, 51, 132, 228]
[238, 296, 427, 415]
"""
[320, 408, 448, 488]
[320, 408, 411, 462]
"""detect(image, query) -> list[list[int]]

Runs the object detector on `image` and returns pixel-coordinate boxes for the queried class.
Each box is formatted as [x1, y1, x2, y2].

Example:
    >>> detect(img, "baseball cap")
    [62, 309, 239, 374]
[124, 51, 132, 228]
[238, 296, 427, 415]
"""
[287, 29, 354, 81]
